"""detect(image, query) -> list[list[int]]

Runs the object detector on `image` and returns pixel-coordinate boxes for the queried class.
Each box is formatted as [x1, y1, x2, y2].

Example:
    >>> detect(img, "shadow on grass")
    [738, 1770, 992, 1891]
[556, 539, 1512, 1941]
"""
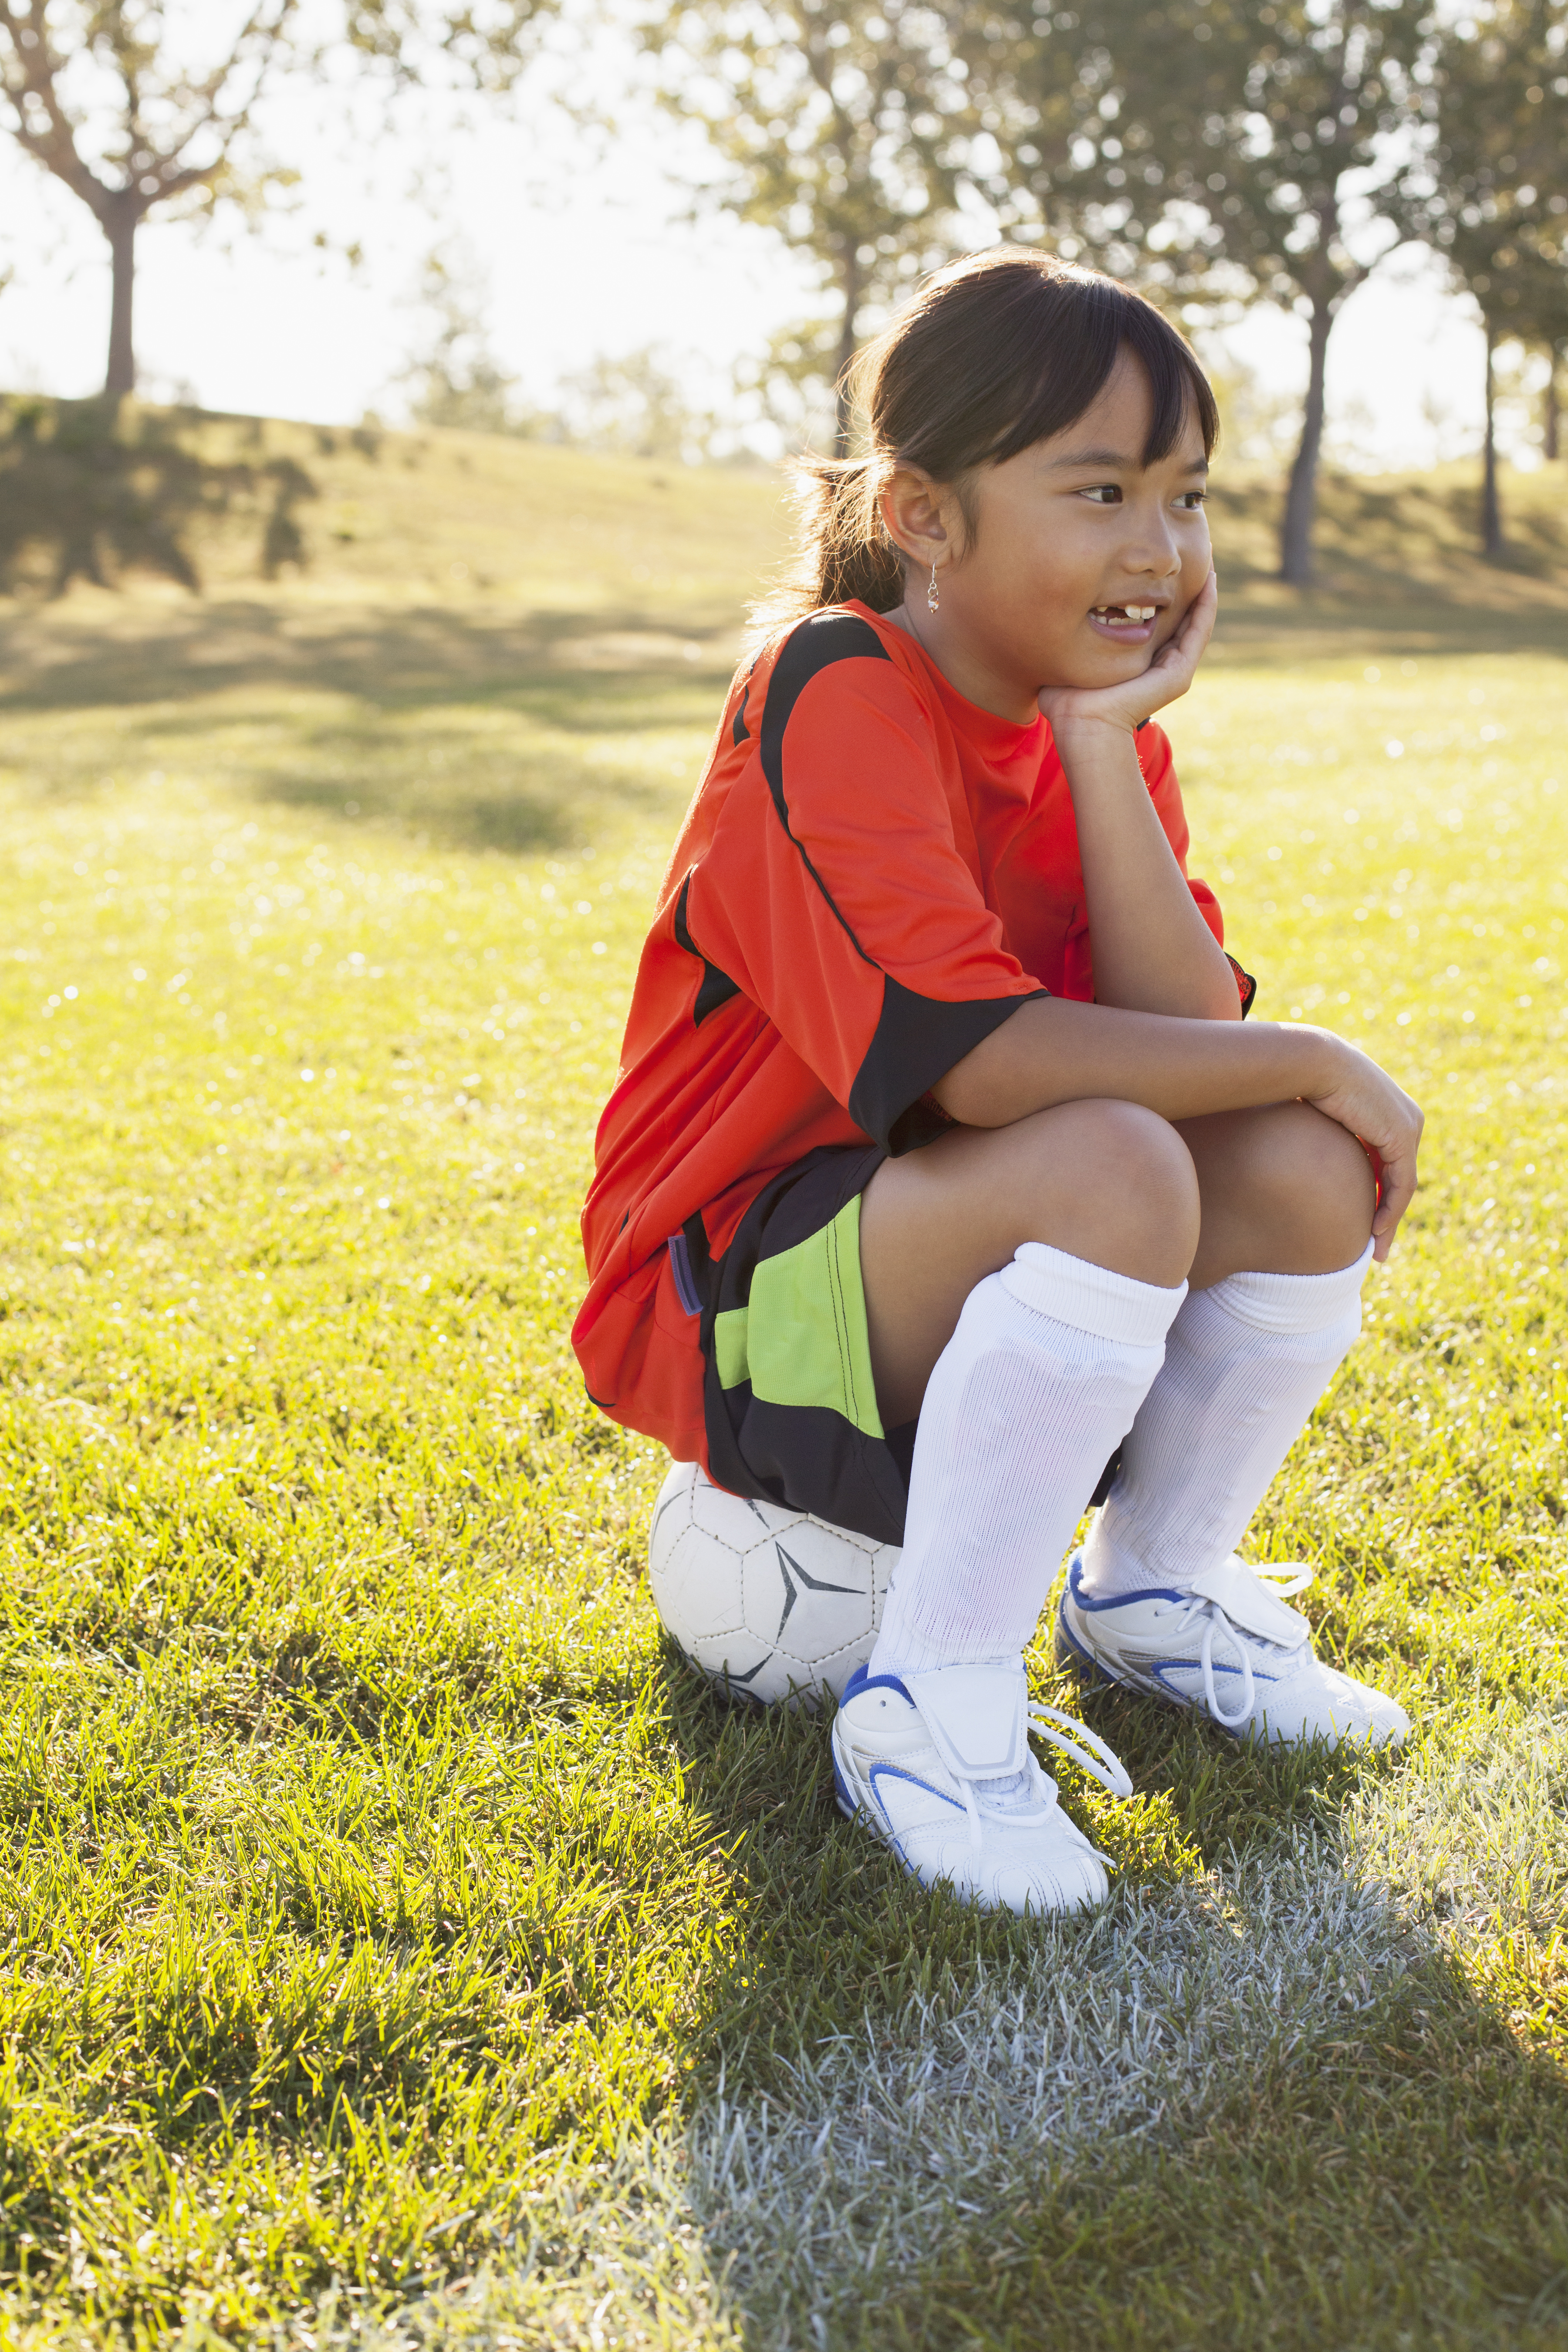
[1208, 595, 1568, 666]
[652, 1647, 1568, 2351]
[1, 616, 733, 853]
[854, 1974, 1568, 2352]
[0, 594, 742, 714]
[0, 393, 320, 596]
[253, 754, 588, 857]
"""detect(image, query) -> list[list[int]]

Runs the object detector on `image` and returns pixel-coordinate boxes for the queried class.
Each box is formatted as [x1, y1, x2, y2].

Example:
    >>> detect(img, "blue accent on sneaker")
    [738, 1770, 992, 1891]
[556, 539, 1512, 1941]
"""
[1064, 1553, 1193, 1613]
[840, 1662, 914, 1706]
[1057, 1564, 1284, 1730]
[868, 1760, 964, 1817]
[1145, 1657, 1278, 1694]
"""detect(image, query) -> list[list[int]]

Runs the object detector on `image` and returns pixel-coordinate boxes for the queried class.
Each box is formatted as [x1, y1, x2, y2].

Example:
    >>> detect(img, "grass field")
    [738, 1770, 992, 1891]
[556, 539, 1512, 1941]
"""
[1, 417, 1567, 2348]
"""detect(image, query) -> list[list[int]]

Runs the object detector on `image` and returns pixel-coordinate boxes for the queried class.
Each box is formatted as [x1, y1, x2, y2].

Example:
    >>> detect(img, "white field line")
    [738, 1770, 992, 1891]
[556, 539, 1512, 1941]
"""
[300, 1704, 1568, 2351]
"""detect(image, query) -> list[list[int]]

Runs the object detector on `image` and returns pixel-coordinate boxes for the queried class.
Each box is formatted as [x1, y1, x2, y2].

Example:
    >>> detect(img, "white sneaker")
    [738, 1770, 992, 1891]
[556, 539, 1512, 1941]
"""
[1055, 1552, 1410, 1750]
[831, 1659, 1133, 1916]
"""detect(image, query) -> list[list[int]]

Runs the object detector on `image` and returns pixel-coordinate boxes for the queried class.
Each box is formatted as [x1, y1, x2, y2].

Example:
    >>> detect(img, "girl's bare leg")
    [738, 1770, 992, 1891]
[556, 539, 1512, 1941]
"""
[859, 1097, 1374, 1427]
[858, 1097, 1199, 1429]
[1176, 1101, 1377, 1289]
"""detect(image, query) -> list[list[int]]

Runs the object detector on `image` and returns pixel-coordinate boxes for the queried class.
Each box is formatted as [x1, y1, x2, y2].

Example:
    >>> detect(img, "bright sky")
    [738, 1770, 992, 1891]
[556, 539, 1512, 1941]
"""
[0, 27, 1524, 473]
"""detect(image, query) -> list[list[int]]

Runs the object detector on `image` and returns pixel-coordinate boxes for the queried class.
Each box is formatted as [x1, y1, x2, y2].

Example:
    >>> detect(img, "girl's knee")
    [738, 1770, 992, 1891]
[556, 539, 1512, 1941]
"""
[1235, 1103, 1375, 1261]
[1083, 1098, 1199, 1202]
[1019, 1100, 1199, 1283]
[1264, 1102, 1374, 1212]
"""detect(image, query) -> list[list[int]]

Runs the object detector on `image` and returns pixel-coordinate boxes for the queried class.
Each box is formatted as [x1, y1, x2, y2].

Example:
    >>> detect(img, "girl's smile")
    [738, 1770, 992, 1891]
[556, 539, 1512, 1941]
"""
[1087, 596, 1168, 645]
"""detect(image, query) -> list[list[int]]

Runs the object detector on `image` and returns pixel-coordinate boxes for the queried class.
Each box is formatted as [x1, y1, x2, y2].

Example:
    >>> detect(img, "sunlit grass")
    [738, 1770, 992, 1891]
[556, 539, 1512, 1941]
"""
[0, 561, 1565, 2344]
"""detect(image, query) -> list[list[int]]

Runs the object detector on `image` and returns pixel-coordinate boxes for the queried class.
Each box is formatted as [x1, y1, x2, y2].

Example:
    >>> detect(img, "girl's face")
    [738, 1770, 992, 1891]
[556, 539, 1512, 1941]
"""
[886, 349, 1213, 723]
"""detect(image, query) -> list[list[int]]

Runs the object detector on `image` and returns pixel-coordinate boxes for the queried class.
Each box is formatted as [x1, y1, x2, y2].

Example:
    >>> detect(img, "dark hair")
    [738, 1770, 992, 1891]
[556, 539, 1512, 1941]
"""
[760, 246, 1219, 629]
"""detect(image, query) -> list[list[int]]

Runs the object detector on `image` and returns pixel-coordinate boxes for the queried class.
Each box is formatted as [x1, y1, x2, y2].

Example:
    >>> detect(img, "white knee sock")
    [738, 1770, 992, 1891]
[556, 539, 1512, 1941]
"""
[1079, 1239, 1374, 1601]
[868, 1244, 1187, 1680]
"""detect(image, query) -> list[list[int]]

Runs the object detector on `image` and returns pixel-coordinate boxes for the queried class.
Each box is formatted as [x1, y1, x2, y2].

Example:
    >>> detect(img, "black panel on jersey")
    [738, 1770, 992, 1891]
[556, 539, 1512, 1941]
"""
[757, 612, 891, 964]
[673, 872, 743, 1025]
[849, 974, 1046, 1157]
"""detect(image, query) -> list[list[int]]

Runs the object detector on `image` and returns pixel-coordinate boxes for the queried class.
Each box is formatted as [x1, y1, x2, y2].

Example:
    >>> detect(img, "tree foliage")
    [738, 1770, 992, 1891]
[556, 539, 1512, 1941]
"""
[0, 1, 557, 397]
[342, 0, 554, 87]
[639, 0, 983, 450]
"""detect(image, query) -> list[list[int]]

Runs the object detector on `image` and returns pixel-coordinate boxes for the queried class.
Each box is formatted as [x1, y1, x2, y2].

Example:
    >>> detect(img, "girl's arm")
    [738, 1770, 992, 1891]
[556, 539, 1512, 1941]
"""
[932, 1000, 1423, 1260]
[1043, 570, 1239, 1021]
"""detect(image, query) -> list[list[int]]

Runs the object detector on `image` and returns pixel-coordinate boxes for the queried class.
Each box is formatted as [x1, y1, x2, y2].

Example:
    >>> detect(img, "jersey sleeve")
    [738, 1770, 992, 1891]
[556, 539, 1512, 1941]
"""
[688, 613, 1044, 1154]
[1136, 721, 1255, 1015]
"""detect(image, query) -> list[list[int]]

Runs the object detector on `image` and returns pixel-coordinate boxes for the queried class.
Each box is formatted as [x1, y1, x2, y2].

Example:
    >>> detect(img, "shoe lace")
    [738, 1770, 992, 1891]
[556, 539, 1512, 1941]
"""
[1177, 1565, 1315, 1730]
[956, 1704, 1134, 1853]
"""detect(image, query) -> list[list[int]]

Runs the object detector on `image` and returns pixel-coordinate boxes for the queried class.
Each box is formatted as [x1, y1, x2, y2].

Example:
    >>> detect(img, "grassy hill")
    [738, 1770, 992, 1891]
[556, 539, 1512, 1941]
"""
[3, 393, 1567, 689]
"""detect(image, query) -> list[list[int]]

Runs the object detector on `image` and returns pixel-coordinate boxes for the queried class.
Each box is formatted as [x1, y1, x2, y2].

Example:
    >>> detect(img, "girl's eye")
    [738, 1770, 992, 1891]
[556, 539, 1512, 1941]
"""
[1176, 490, 1208, 510]
[1080, 484, 1122, 506]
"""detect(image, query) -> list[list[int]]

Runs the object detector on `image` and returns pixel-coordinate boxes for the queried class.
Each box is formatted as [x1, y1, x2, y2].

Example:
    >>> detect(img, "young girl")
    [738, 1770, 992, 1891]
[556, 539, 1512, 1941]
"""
[573, 249, 1422, 1919]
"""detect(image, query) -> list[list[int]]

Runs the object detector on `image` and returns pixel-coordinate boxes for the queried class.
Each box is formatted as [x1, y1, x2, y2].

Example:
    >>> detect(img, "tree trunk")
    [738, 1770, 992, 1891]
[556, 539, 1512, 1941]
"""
[1545, 346, 1561, 464]
[1481, 317, 1501, 558]
[1279, 300, 1332, 586]
[104, 202, 138, 398]
[832, 246, 865, 459]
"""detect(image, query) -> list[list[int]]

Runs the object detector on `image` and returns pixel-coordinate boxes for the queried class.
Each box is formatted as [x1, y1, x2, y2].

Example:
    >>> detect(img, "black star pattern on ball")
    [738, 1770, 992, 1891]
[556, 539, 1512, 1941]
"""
[774, 1541, 860, 1638]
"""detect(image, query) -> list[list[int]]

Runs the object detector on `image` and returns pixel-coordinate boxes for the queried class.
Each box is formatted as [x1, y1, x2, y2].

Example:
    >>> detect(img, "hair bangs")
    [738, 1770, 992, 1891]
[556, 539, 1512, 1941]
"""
[982, 274, 1218, 473]
[1123, 298, 1220, 464]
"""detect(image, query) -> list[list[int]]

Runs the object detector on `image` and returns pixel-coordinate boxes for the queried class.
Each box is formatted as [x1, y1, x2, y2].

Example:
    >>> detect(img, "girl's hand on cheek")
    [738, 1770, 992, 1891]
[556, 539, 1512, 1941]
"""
[1039, 567, 1218, 742]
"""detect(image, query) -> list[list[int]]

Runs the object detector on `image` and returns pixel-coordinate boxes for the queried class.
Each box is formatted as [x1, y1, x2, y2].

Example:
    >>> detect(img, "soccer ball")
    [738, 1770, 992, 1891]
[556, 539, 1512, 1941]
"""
[648, 1459, 897, 1707]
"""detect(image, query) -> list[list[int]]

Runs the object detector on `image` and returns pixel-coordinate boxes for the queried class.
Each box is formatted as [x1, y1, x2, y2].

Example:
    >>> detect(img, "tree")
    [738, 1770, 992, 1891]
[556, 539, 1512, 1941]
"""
[0, 1, 553, 399]
[1393, 0, 1568, 550]
[0, 2, 304, 396]
[558, 347, 717, 460]
[640, 0, 980, 452]
[971, 0, 1430, 582]
[399, 243, 531, 433]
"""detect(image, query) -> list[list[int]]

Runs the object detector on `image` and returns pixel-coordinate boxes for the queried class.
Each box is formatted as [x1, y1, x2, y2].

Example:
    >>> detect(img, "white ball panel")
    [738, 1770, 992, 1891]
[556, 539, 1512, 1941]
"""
[649, 1524, 747, 1651]
[689, 1472, 794, 1546]
[686, 1628, 781, 1697]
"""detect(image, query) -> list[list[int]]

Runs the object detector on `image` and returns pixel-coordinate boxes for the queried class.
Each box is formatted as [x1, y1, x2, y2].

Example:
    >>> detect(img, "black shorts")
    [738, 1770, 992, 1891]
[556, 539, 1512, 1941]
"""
[669, 1141, 1123, 1548]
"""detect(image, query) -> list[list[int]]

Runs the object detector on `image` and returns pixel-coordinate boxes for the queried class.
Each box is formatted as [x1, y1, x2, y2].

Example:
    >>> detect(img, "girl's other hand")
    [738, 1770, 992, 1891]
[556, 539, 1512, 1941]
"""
[1039, 567, 1218, 741]
[1301, 1031, 1424, 1261]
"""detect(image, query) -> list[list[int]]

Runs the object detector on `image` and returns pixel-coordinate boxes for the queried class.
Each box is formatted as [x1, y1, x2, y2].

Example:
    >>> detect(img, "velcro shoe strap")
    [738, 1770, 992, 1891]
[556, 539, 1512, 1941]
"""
[1190, 1558, 1310, 1646]
[901, 1663, 1029, 1781]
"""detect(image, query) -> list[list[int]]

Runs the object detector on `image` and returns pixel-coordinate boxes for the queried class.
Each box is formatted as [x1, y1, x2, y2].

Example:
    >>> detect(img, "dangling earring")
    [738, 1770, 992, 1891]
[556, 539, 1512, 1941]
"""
[926, 560, 940, 614]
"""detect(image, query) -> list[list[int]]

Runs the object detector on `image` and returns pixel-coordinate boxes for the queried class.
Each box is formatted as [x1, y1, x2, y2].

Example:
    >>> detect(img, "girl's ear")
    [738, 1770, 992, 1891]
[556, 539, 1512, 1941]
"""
[880, 466, 954, 570]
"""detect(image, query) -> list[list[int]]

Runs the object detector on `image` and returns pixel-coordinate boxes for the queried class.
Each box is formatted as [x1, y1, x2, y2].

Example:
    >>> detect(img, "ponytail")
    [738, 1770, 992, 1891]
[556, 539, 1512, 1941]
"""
[749, 247, 1218, 642]
[753, 456, 904, 638]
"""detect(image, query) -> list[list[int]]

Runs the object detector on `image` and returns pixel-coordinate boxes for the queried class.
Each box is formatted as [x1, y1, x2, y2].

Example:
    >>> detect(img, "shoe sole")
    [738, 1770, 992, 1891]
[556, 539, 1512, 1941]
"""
[831, 1743, 858, 1822]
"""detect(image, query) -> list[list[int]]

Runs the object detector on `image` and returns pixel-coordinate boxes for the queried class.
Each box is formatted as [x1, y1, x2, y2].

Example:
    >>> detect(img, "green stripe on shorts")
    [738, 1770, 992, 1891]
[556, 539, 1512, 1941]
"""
[711, 1192, 884, 1439]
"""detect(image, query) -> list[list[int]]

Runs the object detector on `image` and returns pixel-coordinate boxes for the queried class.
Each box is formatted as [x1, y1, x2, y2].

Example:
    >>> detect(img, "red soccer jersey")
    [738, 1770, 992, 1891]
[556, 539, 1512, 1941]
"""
[572, 602, 1237, 1466]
